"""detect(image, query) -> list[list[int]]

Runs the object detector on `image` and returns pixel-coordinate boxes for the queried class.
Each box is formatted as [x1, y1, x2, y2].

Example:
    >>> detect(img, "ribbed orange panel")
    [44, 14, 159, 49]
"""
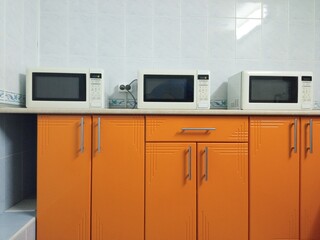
[37, 115, 91, 240]
[250, 117, 299, 240]
[91, 115, 144, 240]
[146, 143, 197, 240]
[197, 143, 248, 240]
[300, 117, 320, 240]
[146, 116, 248, 142]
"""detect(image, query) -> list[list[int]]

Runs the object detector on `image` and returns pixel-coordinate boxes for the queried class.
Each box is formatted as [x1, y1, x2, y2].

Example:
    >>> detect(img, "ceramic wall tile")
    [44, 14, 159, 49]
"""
[39, 54, 69, 67]
[97, 57, 125, 97]
[0, 157, 4, 213]
[316, 0, 320, 21]
[262, 0, 288, 20]
[289, 0, 314, 21]
[69, 0, 97, 14]
[288, 20, 315, 61]
[262, 19, 288, 59]
[153, 17, 181, 58]
[24, 0, 39, 68]
[126, 0, 153, 16]
[208, 18, 236, 59]
[236, 0, 262, 19]
[181, 17, 208, 58]
[316, 21, 320, 60]
[40, 13, 68, 55]
[236, 18, 262, 59]
[97, 15, 125, 57]
[126, 16, 153, 58]
[40, 0, 68, 13]
[154, 0, 180, 17]
[181, 0, 208, 17]
[4, 115, 22, 156]
[4, 154, 23, 210]
[0, 0, 5, 90]
[208, 0, 236, 18]
[97, 0, 125, 15]
[69, 13, 97, 56]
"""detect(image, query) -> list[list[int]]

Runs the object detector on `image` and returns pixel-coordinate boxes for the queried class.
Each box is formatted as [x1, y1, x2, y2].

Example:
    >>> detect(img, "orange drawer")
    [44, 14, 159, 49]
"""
[146, 115, 248, 142]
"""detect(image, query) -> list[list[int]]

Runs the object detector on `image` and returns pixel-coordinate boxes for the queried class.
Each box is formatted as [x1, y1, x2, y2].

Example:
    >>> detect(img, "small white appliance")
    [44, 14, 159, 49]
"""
[26, 68, 105, 108]
[227, 71, 313, 110]
[137, 69, 210, 109]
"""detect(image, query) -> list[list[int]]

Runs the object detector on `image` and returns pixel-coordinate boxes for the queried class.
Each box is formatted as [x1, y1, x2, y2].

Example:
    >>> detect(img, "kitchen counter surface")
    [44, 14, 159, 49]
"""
[2, 107, 320, 116]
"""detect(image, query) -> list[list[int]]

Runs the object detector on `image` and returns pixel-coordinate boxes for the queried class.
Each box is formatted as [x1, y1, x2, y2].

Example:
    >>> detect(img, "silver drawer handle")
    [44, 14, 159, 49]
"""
[181, 128, 216, 132]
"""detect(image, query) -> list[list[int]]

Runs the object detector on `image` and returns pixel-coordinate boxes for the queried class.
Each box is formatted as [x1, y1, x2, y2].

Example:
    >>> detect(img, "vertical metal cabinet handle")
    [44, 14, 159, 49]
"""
[309, 119, 313, 153]
[80, 117, 84, 153]
[293, 118, 298, 153]
[204, 147, 208, 181]
[188, 146, 192, 180]
[97, 117, 101, 153]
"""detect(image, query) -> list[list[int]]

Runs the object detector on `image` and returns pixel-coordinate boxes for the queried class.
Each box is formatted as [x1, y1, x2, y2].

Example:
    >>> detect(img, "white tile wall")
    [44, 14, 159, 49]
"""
[0, 0, 39, 104]
[38, 0, 320, 105]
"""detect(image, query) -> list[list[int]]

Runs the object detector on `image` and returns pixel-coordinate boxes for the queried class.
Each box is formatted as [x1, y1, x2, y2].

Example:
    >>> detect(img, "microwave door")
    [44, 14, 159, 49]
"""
[249, 76, 298, 104]
[144, 75, 194, 103]
[32, 73, 86, 102]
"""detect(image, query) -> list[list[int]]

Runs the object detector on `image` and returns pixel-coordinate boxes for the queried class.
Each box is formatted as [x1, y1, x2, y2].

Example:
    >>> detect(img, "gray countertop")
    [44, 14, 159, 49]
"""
[1, 107, 320, 116]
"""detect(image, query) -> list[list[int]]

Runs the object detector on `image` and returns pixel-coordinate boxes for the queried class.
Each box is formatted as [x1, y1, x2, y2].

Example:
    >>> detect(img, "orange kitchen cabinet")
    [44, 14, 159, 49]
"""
[198, 143, 248, 240]
[37, 115, 92, 240]
[300, 117, 320, 240]
[146, 143, 197, 240]
[92, 116, 144, 240]
[250, 117, 300, 240]
[145, 116, 248, 240]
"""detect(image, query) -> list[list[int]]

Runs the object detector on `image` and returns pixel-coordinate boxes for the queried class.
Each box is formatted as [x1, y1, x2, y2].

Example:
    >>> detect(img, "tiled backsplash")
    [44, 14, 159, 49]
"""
[39, 0, 320, 106]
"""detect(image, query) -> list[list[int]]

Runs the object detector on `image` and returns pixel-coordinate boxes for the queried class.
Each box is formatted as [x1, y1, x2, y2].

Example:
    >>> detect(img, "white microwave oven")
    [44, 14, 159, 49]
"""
[227, 71, 313, 110]
[137, 69, 210, 109]
[26, 68, 105, 108]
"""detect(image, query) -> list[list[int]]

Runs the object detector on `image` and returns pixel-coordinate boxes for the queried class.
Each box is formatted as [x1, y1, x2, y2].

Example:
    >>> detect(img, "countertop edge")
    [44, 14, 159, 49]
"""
[1, 107, 320, 116]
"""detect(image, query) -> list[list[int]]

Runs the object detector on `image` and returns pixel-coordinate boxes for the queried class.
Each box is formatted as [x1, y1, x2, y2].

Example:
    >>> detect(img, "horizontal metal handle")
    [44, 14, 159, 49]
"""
[181, 128, 216, 132]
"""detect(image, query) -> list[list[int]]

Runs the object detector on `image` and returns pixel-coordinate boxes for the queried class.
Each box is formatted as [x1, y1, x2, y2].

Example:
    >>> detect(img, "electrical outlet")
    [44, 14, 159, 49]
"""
[118, 84, 132, 93]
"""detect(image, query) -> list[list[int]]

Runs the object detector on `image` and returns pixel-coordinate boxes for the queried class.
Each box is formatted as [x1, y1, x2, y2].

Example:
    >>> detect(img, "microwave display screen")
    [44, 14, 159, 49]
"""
[143, 75, 194, 102]
[32, 73, 86, 101]
[249, 76, 298, 103]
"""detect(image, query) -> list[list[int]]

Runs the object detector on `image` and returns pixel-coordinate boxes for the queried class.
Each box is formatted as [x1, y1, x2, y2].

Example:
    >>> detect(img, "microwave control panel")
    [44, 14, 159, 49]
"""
[301, 76, 313, 108]
[197, 70, 210, 109]
[90, 72, 104, 108]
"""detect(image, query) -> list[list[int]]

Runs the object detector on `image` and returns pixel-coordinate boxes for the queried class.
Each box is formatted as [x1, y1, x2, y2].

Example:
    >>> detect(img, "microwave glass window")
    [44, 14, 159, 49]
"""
[143, 75, 194, 102]
[249, 76, 298, 103]
[32, 73, 86, 101]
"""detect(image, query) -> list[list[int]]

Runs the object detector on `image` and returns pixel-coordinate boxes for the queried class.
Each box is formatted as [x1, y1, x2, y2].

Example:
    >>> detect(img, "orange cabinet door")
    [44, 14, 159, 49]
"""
[92, 116, 144, 240]
[250, 117, 300, 240]
[37, 115, 91, 240]
[146, 143, 197, 240]
[197, 143, 248, 240]
[301, 117, 320, 239]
